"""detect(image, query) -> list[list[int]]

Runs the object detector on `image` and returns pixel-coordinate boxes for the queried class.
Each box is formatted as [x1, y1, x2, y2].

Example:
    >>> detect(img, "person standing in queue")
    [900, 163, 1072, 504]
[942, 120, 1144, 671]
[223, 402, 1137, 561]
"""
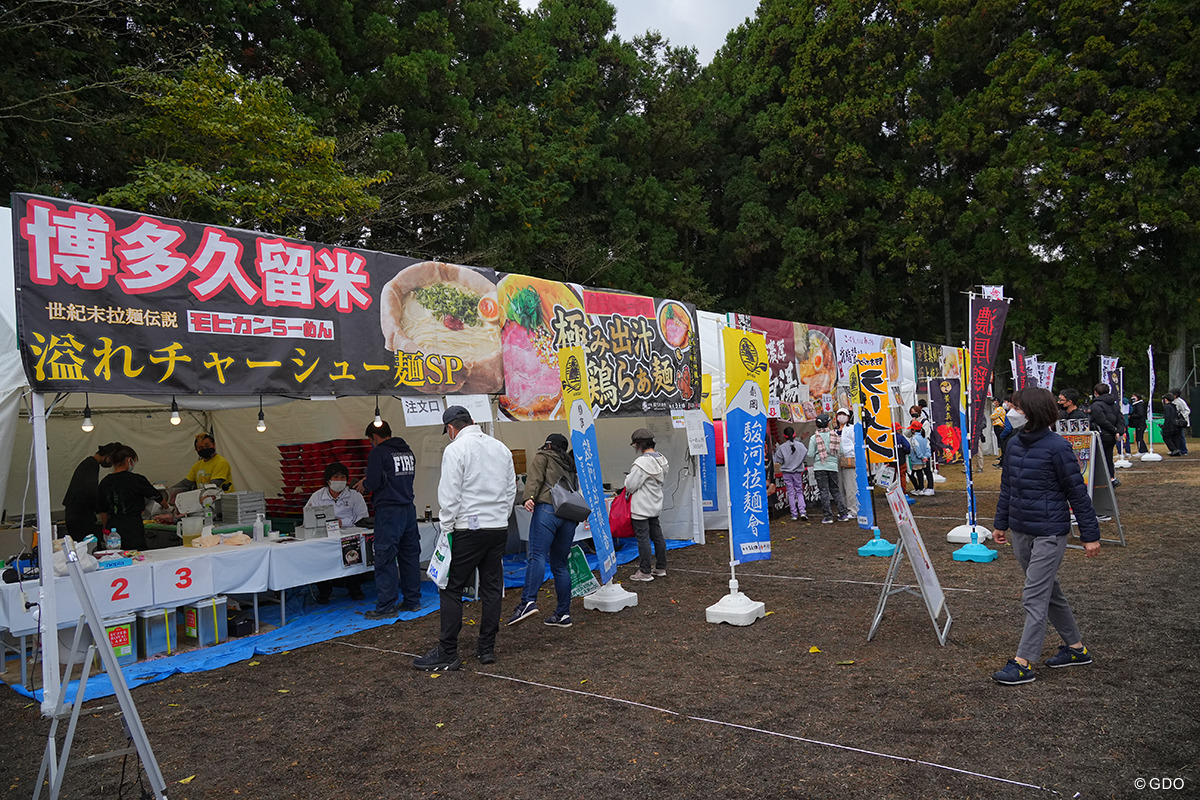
[625, 428, 669, 582]
[62, 442, 121, 540]
[991, 388, 1100, 685]
[1127, 394, 1148, 453]
[98, 445, 166, 551]
[172, 433, 235, 495]
[508, 432, 578, 628]
[308, 462, 369, 604]
[807, 414, 850, 524]
[773, 427, 808, 522]
[414, 406, 516, 671]
[834, 408, 858, 517]
[360, 421, 420, 619]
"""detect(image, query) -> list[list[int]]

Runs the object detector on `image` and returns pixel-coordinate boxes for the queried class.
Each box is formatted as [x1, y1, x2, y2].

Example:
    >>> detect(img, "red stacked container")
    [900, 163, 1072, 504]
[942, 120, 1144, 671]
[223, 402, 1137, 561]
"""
[270, 438, 375, 518]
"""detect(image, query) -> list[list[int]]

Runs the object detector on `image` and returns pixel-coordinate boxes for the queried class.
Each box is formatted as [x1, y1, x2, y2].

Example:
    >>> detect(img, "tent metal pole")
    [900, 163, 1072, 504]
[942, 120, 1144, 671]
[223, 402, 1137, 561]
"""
[32, 390, 61, 715]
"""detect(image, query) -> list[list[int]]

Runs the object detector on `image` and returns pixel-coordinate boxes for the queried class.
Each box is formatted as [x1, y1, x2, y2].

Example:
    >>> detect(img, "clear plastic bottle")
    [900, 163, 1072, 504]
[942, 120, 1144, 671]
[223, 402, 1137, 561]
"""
[252, 512, 265, 542]
[104, 529, 121, 550]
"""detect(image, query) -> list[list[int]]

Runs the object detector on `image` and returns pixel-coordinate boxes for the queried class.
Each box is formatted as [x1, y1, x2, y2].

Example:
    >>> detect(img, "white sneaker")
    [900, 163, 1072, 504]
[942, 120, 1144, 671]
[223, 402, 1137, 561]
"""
[924, 489, 935, 496]
[628, 570, 655, 582]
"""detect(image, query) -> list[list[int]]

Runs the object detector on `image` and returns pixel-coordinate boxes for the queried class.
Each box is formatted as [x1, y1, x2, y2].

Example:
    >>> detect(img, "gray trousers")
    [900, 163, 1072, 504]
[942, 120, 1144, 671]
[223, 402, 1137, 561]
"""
[1011, 532, 1083, 662]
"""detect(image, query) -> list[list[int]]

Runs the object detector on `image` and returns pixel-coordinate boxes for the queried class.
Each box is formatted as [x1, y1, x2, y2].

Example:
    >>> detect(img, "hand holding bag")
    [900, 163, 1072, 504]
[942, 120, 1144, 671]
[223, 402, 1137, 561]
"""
[551, 474, 592, 522]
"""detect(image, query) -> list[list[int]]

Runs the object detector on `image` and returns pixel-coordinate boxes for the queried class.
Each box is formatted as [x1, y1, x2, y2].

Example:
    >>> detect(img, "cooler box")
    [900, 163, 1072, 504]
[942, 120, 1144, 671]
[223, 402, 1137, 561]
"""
[137, 607, 177, 658]
[182, 596, 227, 648]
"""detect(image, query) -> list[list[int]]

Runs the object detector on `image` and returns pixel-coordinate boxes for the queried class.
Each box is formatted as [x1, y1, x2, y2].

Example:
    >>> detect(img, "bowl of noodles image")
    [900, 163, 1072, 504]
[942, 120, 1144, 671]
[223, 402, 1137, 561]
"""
[495, 274, 584, 421]
[795, 326, 837, 397]
[379, 261, 504, 394]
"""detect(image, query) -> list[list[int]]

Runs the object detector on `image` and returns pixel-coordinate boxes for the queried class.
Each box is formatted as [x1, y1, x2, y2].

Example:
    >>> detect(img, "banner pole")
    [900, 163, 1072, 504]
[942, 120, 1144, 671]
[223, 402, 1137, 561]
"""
[1142, 345, 1162, 462]
[32, 391, 62, 715]
[952, 291, 997, 562]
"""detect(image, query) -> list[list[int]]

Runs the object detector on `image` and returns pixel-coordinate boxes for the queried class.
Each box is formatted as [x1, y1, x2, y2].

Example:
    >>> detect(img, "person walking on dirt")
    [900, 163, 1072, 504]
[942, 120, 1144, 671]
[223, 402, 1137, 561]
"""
[991, 388, 1100, 685]
[625, 428, 669, 581]
[414, 406, 517, 671]
[774, 427, 808, 522]
[807, 414, 850, 524]
[1127, 394, 1148, 453]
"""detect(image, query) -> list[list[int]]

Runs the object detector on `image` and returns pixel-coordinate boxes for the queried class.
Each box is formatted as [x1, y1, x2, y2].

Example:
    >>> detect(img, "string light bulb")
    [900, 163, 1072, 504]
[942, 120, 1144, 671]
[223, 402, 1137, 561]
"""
[81, 393, 94, 433]
[170, 396, 181, 425]
[373, 395, 383, 428]
[257, 395, 267, 433]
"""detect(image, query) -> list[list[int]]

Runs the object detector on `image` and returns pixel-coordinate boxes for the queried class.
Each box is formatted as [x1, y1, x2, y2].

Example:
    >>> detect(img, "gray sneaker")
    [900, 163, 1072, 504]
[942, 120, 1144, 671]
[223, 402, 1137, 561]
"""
[628, 570, 655, 582]
[651, 568, 667, 577]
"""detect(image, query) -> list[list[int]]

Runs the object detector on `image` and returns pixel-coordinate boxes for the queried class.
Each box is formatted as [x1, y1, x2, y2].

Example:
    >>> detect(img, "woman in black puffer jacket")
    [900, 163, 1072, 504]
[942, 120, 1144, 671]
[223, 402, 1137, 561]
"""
[990, 388, 1101, 686]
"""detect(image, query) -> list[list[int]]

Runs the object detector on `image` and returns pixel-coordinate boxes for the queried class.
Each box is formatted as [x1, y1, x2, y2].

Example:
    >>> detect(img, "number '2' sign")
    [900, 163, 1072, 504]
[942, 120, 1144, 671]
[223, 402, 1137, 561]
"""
[90, 567, 153, 615]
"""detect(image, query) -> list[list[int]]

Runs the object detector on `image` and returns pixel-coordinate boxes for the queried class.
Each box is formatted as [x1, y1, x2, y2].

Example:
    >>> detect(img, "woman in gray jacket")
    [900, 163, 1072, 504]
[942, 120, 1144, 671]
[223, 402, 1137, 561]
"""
[625, 428, 669, 582]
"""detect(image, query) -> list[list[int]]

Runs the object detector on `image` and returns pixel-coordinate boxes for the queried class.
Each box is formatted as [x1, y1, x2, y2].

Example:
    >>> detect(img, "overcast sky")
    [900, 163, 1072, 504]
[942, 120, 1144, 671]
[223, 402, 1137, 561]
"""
[518, 0, 761, 64]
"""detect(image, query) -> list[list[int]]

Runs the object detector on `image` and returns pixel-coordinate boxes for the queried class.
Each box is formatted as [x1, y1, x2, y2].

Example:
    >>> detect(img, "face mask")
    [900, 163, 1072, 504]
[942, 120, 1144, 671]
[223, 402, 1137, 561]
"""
[329, 480, 347, 493]
[197, 447, 216, 459]
[1007, 408, 1027, 429]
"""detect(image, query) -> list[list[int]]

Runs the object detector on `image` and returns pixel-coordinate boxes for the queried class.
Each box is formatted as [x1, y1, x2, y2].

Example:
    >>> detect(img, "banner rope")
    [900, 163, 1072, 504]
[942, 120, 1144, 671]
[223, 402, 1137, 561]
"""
[330, 640, 1056, 794]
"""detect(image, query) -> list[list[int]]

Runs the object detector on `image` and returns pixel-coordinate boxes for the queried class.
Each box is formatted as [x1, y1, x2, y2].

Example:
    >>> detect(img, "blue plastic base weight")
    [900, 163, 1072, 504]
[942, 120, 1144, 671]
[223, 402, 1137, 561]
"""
[858, 530, 897, 558]
[952, 542, 998, 562]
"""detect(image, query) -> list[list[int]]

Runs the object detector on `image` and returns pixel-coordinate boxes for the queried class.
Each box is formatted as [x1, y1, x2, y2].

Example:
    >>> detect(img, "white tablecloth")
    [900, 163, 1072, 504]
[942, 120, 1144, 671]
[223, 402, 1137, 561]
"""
[266, 536, 371, 590]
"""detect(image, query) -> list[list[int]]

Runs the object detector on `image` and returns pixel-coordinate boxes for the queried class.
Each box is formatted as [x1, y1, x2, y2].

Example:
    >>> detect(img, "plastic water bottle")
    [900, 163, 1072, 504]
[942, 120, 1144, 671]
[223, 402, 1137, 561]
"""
[104, 529, 121, 550]
[252, 512, 265, 542]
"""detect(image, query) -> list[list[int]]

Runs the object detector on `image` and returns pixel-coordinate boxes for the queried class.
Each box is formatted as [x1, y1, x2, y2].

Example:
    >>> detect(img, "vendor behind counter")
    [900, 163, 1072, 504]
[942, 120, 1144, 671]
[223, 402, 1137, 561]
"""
[98, 445, 167, 551]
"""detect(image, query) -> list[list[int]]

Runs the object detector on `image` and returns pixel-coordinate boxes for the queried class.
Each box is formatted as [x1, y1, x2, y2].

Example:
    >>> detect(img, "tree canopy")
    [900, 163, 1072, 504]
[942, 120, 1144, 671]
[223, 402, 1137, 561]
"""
[3, 0, 1197, 393]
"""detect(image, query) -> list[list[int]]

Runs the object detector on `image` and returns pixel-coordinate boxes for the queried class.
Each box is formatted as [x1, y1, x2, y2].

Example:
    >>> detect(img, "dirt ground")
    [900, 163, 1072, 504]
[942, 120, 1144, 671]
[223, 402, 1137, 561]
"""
[3, 454, 1198, 799]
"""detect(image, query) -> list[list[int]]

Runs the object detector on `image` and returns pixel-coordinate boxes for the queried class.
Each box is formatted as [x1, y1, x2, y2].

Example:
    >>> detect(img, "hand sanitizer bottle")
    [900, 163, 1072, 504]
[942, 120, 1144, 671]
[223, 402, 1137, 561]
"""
[252, 512, 265, 542]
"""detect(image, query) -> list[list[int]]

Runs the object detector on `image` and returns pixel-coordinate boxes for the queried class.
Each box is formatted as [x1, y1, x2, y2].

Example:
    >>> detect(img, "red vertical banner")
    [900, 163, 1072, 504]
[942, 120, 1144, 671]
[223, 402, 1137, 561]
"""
[1013, 343, 1028, 390]
[968, 295, 1009, 452]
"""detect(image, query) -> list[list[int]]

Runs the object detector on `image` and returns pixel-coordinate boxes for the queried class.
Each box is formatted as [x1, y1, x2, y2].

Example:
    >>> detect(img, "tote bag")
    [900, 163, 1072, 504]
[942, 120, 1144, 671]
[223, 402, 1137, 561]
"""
[609, 488, 634, 538]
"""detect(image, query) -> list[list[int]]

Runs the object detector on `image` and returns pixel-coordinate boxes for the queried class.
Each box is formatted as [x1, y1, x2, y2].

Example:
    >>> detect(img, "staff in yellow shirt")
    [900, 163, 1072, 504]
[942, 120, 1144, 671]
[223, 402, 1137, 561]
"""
[173, 432, 235, 494]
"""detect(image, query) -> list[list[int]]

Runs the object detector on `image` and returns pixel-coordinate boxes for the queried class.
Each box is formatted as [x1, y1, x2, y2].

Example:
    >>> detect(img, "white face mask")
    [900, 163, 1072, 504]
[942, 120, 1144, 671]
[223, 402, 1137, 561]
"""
[1007, 408, 1027, 429]
[329, 480, 347, 493]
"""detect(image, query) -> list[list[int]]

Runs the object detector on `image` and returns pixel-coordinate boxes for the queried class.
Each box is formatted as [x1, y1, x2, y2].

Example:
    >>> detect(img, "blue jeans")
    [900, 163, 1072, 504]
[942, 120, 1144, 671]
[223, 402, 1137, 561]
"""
[521, 503, 577, 616]
[373, 504, 421, 611]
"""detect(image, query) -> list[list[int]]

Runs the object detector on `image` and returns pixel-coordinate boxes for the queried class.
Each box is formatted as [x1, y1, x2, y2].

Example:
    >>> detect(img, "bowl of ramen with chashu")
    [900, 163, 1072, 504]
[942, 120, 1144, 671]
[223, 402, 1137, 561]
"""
[379, 261, 504, 395]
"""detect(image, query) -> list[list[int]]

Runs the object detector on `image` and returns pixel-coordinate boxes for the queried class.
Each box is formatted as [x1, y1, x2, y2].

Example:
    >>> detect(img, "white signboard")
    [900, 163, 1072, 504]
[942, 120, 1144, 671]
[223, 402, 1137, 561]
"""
[834, 329, 899, 387]
[401, 396, 445, 427]
[151, 555, 216, 606]
[884, 482, 945, 617]
[683, 409, 708, 456]
[452, 394, 494, 425]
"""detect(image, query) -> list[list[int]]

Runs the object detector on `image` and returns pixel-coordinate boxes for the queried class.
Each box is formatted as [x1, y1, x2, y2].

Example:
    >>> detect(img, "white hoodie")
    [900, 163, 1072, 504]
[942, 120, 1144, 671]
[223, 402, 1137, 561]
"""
[624, 451, 668, 520]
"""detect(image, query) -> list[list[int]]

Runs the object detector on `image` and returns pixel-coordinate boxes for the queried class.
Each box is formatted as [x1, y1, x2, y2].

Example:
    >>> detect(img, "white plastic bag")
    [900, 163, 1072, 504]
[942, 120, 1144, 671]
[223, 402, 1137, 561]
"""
[426, 529, 453, 589]
[52, 541, 99, 576]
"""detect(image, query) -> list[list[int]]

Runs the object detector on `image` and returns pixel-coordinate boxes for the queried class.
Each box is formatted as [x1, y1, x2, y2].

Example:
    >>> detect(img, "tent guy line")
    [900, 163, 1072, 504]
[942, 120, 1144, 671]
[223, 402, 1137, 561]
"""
[329, 640, 1058, 794]
[667, 567, 984, 593]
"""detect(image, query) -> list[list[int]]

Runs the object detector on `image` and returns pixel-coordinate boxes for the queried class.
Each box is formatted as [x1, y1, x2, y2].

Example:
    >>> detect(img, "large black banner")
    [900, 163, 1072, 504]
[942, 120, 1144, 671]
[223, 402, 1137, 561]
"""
[912, 340, 942, 382]
[968, 295, 1009, 451]
[11, 194, 700, 416]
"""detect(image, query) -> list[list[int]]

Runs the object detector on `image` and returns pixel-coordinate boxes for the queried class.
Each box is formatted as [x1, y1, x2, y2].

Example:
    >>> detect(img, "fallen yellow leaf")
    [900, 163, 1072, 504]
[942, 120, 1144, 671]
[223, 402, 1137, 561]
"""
[168, 703, 179, 707]
[278, 689, 289, 693]
[179, 775, 196, 784]
[580, 679, 588, 684]
[248, 661, 260, 666]
[836, 660, 855, 666]
[436, 723, 444, 729]
[809, 646, 821, 653]
[429, 673, 442, 679]
[764, 611, 775, 616]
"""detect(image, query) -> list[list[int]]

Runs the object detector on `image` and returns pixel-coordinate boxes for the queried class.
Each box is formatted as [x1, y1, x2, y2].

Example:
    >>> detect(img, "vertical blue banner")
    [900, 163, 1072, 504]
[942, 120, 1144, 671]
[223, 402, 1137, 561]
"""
[568, 398, 617, 584]
[701, 420, 719, 511]
[853, 421, 875, 529]
[726, 386, 771, 562]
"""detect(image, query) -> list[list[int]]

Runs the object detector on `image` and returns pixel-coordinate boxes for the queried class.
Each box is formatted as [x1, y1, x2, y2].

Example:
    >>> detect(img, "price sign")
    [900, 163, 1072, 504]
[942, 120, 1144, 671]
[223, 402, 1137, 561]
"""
[151, 556, 215, 606]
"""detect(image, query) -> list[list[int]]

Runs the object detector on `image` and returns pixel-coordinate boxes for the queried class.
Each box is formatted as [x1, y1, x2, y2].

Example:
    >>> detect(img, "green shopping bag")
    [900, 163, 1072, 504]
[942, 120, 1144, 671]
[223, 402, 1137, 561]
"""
[567, 545, 601, 598]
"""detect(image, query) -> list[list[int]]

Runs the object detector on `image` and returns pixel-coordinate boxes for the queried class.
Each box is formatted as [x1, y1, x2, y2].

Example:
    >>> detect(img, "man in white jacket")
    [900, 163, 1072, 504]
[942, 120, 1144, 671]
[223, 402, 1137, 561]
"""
[625, 428, 669, 582]
[414, 406, 517, 671]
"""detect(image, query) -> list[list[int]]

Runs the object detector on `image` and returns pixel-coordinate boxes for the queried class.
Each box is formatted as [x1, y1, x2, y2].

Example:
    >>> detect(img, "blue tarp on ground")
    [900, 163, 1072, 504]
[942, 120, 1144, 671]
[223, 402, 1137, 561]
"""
[5, 538, 693, 702]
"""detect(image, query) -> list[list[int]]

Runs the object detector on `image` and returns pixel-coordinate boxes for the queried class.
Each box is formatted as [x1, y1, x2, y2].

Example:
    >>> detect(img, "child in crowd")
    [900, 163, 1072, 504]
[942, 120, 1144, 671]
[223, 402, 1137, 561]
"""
[907, 421, 935, 496]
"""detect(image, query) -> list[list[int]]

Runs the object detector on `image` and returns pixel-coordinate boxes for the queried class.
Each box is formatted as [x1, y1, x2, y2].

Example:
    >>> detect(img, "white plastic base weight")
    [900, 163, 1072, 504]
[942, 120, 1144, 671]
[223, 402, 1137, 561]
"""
[583, 581, 638, 613]
[1140, 452, 1163, 462]
[706, 580, 766, 626]
[946, 523, 992, 544]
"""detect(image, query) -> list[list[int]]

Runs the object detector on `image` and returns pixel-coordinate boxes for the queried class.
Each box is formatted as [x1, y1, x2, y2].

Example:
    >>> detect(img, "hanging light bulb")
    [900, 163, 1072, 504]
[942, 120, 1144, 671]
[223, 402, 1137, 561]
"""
[170, 396, 181, 425]
[373, 395, 383, 428]
[257, 395, 267, 433]
[81, 393, 94, 433]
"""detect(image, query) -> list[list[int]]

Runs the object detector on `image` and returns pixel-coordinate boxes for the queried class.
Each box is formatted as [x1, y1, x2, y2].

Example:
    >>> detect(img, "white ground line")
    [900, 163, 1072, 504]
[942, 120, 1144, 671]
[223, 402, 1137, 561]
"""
[667, 567, 982, 592]
[330, 640, 1058, 794]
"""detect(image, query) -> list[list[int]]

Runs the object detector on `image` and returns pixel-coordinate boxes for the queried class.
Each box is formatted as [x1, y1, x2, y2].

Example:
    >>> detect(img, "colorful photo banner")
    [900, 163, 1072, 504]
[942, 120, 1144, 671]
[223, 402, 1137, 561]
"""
[722, 327, 771, 563]
[929, 377, 963, 463]
[11, 193, 701, 413]
[558, 347, 617, 584]
[730, 314, 838, 421]
[847, 365, 874, 529]
[836, 329, 898, 386]
[968, 295, 1009, 451]
[857, 352, 895, 464]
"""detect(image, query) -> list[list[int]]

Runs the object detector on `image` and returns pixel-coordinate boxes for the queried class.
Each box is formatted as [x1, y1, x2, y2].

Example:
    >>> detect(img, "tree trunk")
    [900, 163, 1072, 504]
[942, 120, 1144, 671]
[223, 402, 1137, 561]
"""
[1169, 321, 1187, 391]
[943, 279, 952, 346]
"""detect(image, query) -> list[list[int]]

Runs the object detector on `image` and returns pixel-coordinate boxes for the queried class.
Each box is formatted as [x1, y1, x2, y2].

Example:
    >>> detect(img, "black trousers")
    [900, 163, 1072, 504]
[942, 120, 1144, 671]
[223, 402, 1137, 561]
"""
[439, 528, 507, 657]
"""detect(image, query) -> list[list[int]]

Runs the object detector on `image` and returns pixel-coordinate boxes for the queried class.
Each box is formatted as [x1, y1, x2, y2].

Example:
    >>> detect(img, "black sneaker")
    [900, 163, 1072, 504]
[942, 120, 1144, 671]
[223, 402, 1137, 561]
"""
[800, 514, 808, 522]
[413, 647, 462, 672]
[991, 658, 1035, 685]
[1045, 644, 1093, 668]
[364, 607, 399, 620]
[398, 601, 421, 612]
[506, 600, 538, 626]
[836, 512, 851, 522]
[544, 613, 572, 628]
[476, 650, 496, 665]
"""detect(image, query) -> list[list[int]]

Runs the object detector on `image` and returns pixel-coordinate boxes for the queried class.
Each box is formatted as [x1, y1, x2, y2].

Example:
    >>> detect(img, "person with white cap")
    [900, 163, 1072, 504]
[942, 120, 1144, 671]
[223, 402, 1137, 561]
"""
[414, 405, 516, 671]
[834, 408, 858, 517]
[625, 427, 669, 581]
